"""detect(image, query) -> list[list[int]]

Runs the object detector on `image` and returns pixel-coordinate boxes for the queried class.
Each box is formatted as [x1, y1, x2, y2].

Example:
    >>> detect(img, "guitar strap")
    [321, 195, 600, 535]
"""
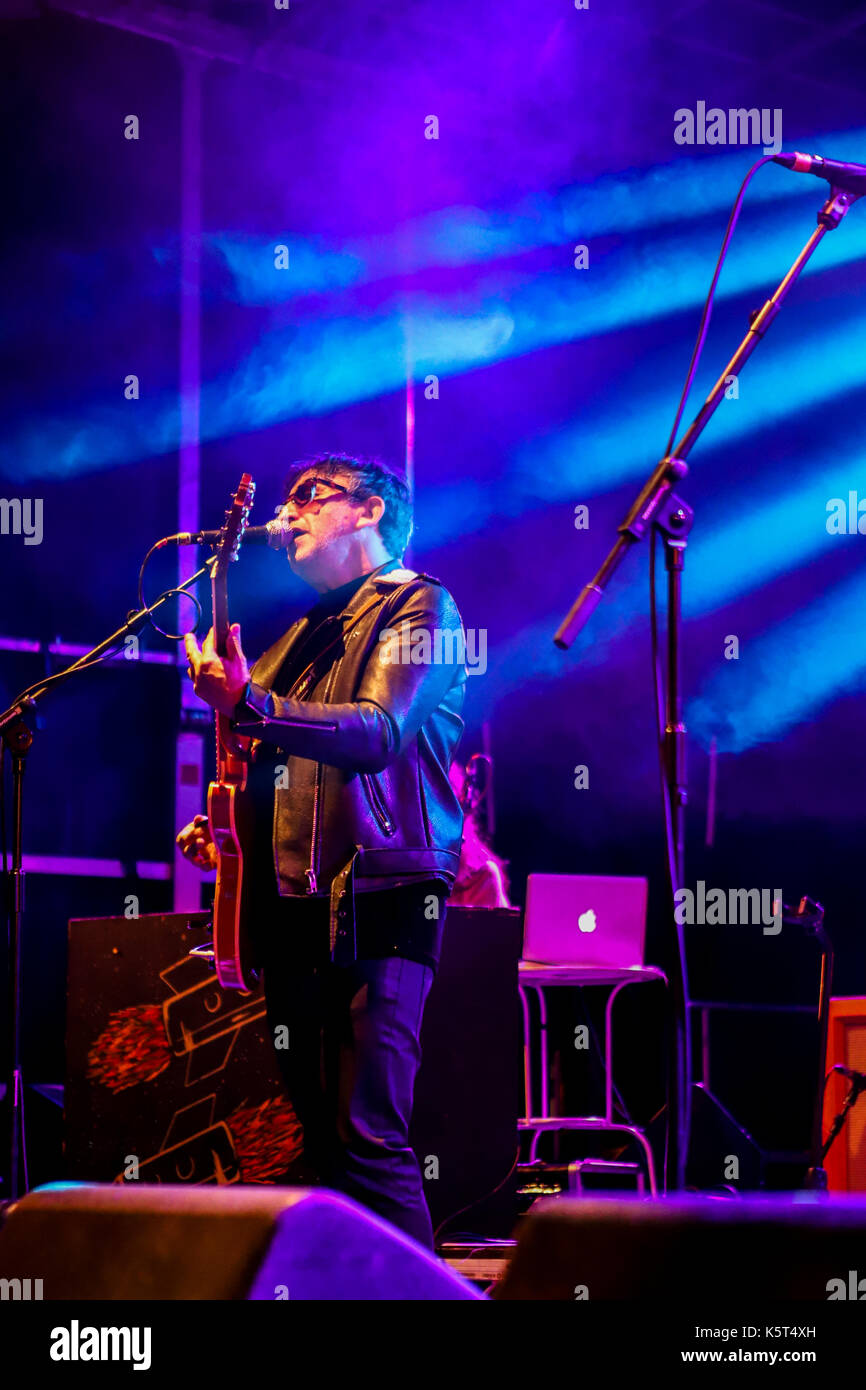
[282, 588, 394, 701]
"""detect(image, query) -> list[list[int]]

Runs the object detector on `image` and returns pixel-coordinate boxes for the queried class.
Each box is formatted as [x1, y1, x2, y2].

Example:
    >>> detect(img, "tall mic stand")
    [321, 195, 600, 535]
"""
[0, 563, 210, 1203]
[801, 897, 832, 1191]
[554, 184, 861, 1191]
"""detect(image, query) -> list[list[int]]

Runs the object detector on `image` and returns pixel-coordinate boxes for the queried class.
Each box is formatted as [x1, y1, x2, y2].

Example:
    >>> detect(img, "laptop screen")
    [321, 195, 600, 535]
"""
[523, 874, 648, 967]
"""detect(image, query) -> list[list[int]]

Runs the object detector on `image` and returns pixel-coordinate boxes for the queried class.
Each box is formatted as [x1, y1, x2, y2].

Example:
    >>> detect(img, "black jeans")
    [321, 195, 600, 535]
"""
[260, 937, 436, 1249]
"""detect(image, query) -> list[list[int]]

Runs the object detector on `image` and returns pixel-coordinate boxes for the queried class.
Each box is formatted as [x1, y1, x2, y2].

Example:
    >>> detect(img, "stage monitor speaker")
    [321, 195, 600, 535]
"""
[495, 1193, 866, 1300]
[823, 996, 866, 1192]
[0, 1182, 482, 1300]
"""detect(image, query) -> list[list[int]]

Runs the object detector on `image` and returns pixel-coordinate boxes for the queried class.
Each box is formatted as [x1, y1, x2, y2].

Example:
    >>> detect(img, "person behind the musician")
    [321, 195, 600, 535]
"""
[178, 453, 466, 1248]
[448, 761, 512, 909]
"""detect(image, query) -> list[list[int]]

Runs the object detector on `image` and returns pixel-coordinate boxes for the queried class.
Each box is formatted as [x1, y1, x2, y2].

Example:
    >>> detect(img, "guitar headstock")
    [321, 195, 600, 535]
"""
[214, 474, 255, 578]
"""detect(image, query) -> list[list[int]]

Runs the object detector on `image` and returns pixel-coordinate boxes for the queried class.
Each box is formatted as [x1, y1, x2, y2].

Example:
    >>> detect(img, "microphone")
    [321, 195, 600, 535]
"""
[162, 517, 293, 549]
[774, 151, 866, 196]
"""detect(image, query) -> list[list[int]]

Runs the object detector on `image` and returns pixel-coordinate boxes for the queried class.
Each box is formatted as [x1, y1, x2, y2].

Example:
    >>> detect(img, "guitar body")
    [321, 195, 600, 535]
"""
[202, 473, 260, 991]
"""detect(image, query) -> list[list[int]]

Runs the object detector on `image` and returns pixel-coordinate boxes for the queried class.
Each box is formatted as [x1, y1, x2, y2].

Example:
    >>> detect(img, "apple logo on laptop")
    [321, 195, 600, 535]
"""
[578, 908, 597, 933]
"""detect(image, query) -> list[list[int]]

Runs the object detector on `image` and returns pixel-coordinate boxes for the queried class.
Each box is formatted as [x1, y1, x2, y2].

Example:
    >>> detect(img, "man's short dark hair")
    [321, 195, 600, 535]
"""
[282, 452, 414, 558]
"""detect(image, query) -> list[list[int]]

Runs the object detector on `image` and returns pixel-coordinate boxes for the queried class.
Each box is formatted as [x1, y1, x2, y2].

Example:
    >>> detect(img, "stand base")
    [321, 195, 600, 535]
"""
[804, 1166, 829, 1192]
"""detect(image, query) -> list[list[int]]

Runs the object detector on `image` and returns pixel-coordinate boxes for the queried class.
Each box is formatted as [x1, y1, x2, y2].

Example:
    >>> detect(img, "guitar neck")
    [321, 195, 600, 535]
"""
[212, 566, 231, 769]
[211, 567, 230, 656]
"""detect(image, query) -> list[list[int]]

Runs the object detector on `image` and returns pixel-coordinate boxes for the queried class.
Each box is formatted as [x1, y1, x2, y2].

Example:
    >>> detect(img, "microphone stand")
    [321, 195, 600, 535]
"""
[820, 1069, 866, 1174]
[0, 563, 210, 1202]
[554, 184, 861, 1192]
[800, 898, 832, 1191]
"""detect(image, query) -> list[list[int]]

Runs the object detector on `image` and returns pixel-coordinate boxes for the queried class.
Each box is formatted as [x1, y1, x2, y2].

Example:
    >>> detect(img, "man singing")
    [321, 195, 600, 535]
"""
[178, 453, 466, 1248]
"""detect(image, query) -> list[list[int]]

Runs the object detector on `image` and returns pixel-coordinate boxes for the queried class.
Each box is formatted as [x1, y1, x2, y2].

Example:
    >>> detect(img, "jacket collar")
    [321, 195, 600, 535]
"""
[339, 558, 416, 623]
[250, 560, 418, 689]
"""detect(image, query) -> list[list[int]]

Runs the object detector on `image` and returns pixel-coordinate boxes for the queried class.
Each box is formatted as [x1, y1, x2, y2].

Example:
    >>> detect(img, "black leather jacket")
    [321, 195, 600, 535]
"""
[230, 563, 466, 958]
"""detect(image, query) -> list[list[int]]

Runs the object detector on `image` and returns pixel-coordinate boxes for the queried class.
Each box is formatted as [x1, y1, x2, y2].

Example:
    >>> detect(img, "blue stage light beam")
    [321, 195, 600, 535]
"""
[5, 171, 866, 479]
[687, 564, 866, 753]
[422, 310, 866, 545]
[207, 128, 866, 303]
[685, 458, 865, 615]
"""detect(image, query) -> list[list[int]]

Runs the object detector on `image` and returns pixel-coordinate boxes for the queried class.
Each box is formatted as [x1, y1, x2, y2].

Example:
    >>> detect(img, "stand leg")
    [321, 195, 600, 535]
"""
[805, 923, 833, 1190]
[658, 504, 695, 1191]
[3, 735, 32, 1200]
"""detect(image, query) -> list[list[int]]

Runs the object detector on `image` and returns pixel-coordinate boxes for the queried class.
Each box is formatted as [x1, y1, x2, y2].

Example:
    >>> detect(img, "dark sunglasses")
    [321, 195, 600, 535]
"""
[282, 477, 357, 510]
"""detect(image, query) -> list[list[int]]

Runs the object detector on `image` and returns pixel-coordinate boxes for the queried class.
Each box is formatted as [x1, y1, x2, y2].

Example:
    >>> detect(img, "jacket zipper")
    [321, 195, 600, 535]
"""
[278, 590, 397, 894]
[362, 772, 395, 836]
[307, 654, 340, 892]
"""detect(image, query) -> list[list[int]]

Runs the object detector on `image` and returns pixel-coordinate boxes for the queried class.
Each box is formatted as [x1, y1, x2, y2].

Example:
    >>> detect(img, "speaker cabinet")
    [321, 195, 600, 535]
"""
[0, 1182, 481, 1300]
[823, 996, 866, 1192]
[496, 1193, 866, 1300]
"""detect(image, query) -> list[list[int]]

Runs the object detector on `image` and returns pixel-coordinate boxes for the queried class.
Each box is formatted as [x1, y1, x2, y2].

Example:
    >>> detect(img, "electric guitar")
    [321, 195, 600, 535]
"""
[206, 473, 259, 989]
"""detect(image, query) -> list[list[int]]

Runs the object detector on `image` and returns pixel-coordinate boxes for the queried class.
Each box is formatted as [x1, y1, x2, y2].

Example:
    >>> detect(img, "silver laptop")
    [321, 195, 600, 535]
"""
[523, 873, 649, 968]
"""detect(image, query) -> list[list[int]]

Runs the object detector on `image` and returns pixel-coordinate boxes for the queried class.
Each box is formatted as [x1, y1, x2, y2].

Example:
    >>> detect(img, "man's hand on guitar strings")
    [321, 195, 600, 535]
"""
[184, 623, 251, 717]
